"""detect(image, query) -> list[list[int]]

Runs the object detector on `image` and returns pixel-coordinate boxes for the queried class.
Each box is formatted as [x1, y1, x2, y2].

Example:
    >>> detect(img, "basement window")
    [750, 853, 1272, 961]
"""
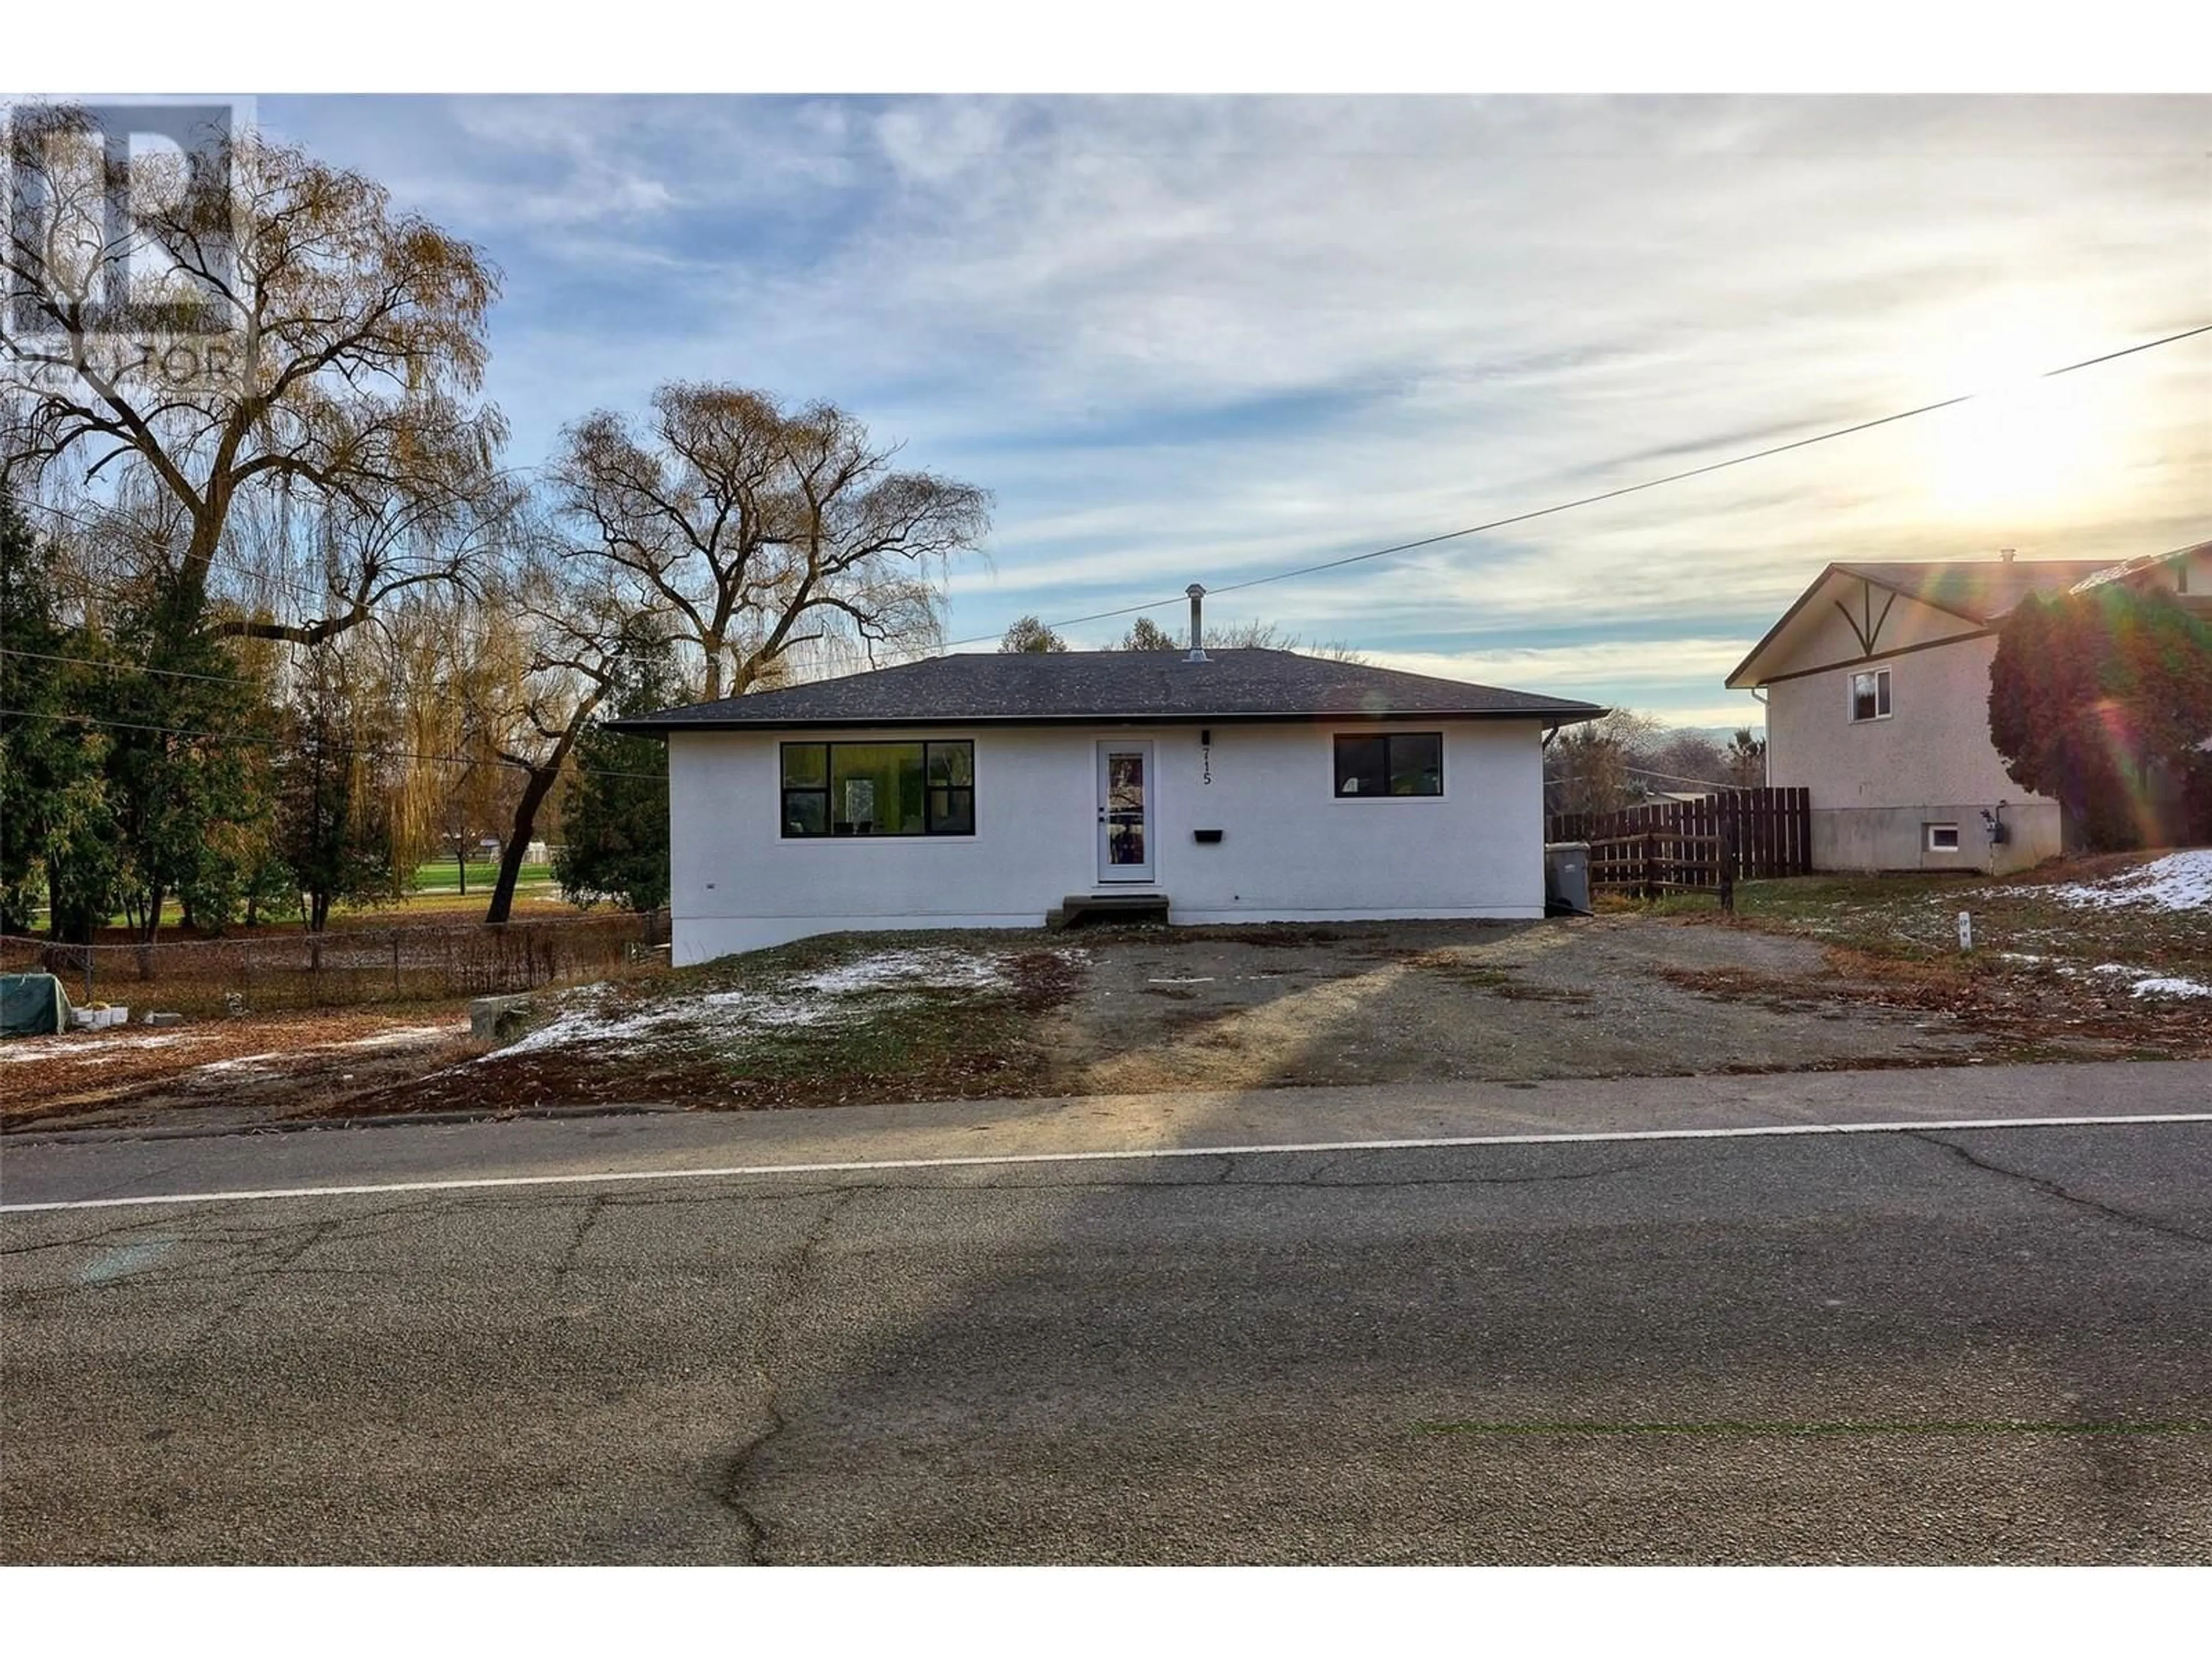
[1926, 824, 1961, 853]
[1334, 732, 1443, 797]
[781, 741, 975, 837]
[1850, 668, 1891, 722]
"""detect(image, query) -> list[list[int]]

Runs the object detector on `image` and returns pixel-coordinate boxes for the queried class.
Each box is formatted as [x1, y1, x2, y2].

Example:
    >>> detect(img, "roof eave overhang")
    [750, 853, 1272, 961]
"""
[1725, 562, 1842, 691]
[610, 705, 1608, 737]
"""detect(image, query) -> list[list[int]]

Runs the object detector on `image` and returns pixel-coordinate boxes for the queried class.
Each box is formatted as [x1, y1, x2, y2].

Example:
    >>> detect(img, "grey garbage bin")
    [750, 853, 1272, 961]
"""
[1544, 842, 1592, 916]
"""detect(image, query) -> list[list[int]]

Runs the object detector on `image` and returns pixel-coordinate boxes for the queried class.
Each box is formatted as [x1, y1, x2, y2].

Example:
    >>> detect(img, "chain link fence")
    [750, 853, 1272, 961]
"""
[2, 910, 670, 1017]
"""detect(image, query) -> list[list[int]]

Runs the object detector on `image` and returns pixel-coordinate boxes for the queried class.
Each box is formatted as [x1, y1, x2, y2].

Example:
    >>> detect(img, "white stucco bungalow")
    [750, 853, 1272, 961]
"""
[612, 642, 1605, 964]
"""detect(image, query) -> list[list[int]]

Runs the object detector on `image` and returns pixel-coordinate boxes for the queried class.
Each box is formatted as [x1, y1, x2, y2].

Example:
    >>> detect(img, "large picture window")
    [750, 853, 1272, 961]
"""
[781, 741, 975, 837]
[1334, 732, 1443, 797]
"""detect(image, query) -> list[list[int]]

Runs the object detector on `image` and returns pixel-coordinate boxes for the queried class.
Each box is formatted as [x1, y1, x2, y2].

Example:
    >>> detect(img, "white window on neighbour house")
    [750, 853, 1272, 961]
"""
[1850, 668, 1891, 722]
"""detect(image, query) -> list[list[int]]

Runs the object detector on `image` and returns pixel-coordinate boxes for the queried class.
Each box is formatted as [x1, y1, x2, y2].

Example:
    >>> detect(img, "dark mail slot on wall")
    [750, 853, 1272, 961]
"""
[1194, 829, 1224, 844]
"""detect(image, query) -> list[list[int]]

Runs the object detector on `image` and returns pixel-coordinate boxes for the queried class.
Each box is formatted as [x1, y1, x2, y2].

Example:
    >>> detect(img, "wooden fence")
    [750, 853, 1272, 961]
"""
[1548, 787, 1812, 899]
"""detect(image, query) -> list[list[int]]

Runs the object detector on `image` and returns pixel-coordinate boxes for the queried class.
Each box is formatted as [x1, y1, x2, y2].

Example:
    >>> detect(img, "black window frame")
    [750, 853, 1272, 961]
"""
[779, 740, 975, 838]
[1333, 731, 1444, 798]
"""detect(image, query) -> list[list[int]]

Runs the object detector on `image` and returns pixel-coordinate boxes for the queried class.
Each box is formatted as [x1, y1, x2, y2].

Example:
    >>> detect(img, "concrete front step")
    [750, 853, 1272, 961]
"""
[1046, 892, 1172, 930]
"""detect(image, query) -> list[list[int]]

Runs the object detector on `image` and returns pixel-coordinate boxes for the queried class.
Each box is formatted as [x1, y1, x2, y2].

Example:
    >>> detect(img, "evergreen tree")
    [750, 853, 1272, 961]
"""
[272, 647, 396, 933]
[0, 496, 116, 938]
[1989, 586, 2212, 850]
[101, 574, 278, 940]
[998, 616, 1069, 653]
[1724, 727, 1767, 789]
[552, 626, 681, 914]
[1118, 616, 1177, 650]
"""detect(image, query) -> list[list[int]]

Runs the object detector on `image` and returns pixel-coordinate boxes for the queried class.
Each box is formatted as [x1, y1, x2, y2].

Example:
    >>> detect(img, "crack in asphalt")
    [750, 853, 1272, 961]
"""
[184, 1218, 338, 1345]
[715, 1187, 862, 1565]
[554, 1196, 608, 1283]
[1913, 1132, 2210, 1249]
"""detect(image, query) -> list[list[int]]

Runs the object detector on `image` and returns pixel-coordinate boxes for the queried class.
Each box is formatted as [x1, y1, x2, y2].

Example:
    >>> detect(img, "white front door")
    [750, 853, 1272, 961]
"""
[1096, 741, 1155, 883]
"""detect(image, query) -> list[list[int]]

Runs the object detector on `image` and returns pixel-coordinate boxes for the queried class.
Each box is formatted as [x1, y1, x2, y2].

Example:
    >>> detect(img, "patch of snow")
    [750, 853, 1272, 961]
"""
[2130, 976, 2212, 999]
[5, 1031, 189, 1059]
[342, 1025, 456, 1049]
[484, 945, 1072, 1063]
[2049, 850, 2212, 912]
[790, 948, 1009, 995]
[194, 1053, 282, 1074]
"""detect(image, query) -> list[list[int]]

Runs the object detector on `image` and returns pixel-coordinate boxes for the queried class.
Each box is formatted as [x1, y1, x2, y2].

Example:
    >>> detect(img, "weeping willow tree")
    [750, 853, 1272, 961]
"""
[3, 104, 506, 630]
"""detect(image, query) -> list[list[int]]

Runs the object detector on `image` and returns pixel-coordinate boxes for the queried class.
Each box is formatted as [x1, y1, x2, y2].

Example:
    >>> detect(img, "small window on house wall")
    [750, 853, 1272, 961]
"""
[1850, 668, 1891, 722]
[1925, 824, 1960, 853]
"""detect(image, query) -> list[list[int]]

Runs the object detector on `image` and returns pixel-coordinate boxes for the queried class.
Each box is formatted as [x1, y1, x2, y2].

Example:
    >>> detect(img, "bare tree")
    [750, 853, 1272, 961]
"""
[1641, 729, 1729, 792]
[1544, 710, 1656, 819]
[552, 382, 990, 700]
[3, 105, 504, 639]
[465, 550, 638, 925]
[1194, 616, 1368, 662]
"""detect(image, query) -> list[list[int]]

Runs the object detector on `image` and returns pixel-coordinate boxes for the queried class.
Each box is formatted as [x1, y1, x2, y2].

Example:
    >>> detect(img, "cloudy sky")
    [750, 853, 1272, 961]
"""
[259, 94, 2210, 729]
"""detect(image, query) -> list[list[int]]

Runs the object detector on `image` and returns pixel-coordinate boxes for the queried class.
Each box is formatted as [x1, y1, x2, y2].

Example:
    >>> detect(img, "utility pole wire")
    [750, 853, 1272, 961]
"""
[936, 320, 2212, 650]
[0, 706, 671, 783]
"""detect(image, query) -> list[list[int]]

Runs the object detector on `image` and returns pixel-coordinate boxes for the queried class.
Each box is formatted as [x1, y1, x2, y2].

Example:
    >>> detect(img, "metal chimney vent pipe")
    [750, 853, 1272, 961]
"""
[1185, 584, 1208, 662]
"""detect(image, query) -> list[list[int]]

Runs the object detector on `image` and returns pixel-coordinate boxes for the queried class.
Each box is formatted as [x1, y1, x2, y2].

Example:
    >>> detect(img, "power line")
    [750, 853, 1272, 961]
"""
[940, 320, 2212, 649]
[2, 643, 289, 690]
[0, 706, 669, 783]
[20, 318, 2208, 676]
[1622, 762, 1753, 790]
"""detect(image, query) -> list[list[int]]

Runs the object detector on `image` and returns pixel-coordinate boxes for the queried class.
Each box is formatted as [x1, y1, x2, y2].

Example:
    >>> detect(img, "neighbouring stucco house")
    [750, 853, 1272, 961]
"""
[1725, 539, 2212, 874]
[612, 640, 1605, 964]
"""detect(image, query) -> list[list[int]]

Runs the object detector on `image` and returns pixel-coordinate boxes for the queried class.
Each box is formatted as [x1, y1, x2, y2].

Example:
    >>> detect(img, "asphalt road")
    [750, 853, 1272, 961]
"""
[5, 1067, 2210, 1564]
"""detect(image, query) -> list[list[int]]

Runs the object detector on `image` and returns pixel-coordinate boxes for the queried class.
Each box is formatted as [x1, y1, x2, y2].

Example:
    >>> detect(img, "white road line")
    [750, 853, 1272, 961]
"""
[3, 1111, 2207, 1215]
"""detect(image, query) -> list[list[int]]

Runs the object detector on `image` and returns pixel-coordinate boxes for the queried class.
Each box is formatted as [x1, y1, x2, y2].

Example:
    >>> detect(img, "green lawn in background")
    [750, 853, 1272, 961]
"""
[404, 861, 555, 895]
[24, 863, 564, 933]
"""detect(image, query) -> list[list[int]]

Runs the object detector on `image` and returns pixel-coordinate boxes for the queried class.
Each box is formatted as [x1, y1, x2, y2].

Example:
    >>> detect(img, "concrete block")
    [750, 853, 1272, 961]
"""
[145, 1012, 184, 1028]
[470, 994, 534, 1044]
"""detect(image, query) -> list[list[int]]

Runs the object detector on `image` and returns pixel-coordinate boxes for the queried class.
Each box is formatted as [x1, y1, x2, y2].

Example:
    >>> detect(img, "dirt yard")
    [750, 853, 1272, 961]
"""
[7, 853, 2204, 1136]
[0, 1006, 476, 1135]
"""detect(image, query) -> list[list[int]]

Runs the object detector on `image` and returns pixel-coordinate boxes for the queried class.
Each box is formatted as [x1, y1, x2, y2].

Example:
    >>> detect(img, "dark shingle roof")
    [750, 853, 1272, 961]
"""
[2069, 538, 2212, 598]
[609, 648, 1607, 733]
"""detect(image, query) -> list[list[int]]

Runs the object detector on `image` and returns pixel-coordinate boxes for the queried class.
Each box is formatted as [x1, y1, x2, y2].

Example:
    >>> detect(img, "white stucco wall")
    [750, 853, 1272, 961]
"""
[666, 720, 1548, 962]
[1767, 634, 2060, 873]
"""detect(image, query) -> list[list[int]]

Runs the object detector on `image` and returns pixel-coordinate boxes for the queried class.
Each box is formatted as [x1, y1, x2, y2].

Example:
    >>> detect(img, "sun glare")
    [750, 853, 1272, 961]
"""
[1923, 300, 2124, 522]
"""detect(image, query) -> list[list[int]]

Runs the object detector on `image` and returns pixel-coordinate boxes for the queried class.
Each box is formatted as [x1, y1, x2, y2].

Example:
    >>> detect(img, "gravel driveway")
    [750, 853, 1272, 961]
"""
[1042, 916, 1979, 1093]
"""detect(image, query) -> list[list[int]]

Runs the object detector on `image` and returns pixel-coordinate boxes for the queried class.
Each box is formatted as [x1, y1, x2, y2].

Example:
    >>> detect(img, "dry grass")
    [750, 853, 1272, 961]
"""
[1636, 855, 2212, 1060]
